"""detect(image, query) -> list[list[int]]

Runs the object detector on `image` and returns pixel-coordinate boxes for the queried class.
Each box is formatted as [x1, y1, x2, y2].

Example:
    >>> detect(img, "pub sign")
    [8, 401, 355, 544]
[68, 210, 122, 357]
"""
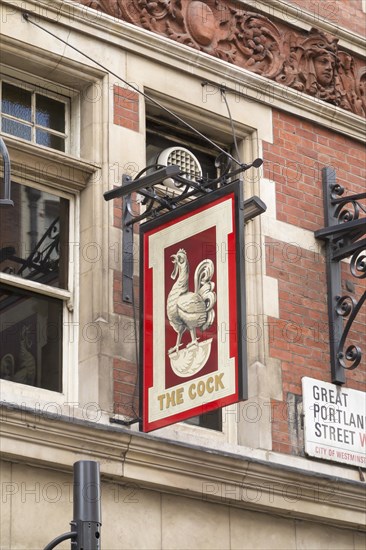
[140, 181, 247, 432]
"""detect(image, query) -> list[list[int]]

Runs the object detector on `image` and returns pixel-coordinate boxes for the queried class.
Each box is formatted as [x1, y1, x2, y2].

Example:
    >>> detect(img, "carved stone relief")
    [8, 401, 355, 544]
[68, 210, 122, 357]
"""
[277, 28, 366, 116]
[76, 0, 366, 117]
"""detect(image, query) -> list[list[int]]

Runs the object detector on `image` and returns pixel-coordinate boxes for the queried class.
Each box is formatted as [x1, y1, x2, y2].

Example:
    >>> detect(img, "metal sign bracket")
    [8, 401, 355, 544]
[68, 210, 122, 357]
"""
[315, 167, 366, 384]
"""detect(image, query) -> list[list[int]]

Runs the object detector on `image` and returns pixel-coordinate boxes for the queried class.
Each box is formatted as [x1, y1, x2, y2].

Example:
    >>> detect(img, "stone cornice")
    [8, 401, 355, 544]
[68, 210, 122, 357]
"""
[243, 0, 365, 55]
[1, 406, 365, 529]
[0, 135, 99, 192]
[1, 1, 365, 142]
[0, 405, 128, 476]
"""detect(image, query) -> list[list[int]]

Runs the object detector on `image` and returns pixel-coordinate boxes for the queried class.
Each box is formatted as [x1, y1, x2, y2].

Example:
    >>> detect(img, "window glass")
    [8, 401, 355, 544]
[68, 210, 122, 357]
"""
[185, 409, 222, 431]
[0, 78, 73, 399]
[36, 129, 65, 152]
[1, 81, 67, 152]
[36, 95, 65, 132]
[0, 182, 69, 288]
[2, 82, 32, 122]
[2, 118, 32, 141]
[146, 125, 218, 184]
[0, 285, 62, 391]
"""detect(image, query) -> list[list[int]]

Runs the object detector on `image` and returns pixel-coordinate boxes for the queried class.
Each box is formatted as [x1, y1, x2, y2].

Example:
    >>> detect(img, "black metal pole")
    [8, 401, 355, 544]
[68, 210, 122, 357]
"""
[43, 461, 101, 550]
[71, 460, 102, 549]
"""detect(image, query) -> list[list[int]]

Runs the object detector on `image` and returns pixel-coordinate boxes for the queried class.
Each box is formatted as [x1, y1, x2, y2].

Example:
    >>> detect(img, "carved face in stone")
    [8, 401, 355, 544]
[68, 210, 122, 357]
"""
[313, 53, 335, 87]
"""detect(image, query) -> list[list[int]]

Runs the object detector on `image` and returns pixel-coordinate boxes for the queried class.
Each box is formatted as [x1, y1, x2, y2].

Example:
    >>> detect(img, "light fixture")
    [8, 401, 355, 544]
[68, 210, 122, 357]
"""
[243, 196, 267, 221]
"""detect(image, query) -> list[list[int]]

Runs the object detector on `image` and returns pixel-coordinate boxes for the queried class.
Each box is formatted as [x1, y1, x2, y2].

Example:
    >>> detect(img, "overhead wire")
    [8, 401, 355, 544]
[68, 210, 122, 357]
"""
[220, 87, 242, 164]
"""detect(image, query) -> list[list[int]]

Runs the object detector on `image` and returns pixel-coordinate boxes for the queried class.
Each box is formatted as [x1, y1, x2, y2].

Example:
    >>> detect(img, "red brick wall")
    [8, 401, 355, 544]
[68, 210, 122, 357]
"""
[263, 109, 366, 454]
[111, 83, 141, 415]
[266, 239, 365, 454]
[263, 111, 365, 231]
[113, 85, 139, 132]
[284, 0, 366, 35]
[113, 357, 139, 418]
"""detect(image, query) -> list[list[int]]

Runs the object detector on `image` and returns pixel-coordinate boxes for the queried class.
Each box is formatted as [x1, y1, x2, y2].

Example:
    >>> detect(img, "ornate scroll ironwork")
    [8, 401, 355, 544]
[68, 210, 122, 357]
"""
[0, 217, 60, 283]
[104, 159, 265, 227]
[315, 167, 366, 384]
[104, 159, 266, 303]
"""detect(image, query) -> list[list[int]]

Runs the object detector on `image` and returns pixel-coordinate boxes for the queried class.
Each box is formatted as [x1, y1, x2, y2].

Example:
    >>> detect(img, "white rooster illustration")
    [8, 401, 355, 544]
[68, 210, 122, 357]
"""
[167, 249, 216, 356]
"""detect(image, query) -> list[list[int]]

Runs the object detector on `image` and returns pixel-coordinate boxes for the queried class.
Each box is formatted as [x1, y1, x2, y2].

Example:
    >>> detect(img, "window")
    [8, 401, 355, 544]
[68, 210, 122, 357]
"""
[0, 80, 68, 152]
[0, 181, 70, 392]
[0, 182, 69, 287]
[185, 409, 222, 431]
[0, 55, 98, 408]
[0, 285, 63, 391]
[146, 112, 231, 198]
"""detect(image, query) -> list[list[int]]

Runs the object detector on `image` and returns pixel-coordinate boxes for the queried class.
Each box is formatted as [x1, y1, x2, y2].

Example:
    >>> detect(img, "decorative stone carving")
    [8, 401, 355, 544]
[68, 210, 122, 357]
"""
[276, 28, 366, 115]
[337, 54, 366, 117]
[278, 30, 339, 99]
[357, 68, 366, 116]
[76, 1, 366, 117]
[229, 11, 284, 78]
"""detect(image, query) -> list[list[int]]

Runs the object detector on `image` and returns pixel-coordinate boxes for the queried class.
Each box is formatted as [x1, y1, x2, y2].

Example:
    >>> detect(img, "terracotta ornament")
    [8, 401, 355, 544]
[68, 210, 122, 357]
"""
[76, 1, 366, 117]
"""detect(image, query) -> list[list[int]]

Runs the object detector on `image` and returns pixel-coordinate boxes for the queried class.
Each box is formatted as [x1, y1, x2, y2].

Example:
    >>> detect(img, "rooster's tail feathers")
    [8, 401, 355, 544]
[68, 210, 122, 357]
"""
[194, 259, 216, 331]
[194, 259, 214, 294]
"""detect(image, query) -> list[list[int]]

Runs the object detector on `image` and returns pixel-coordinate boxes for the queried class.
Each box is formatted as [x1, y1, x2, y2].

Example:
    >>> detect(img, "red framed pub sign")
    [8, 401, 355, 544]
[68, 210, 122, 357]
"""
[140, 180, 247, 432]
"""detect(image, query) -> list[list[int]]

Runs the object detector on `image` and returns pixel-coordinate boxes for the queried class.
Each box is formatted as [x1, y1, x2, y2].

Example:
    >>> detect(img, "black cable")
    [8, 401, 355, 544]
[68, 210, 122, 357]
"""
[43, 531, 77, 550]
[22, 12, 243, 168]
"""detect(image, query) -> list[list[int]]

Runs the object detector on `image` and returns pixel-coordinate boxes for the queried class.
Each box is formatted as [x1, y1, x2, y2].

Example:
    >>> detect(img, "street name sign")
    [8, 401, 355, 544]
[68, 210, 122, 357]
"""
[302, 377, 366, 467]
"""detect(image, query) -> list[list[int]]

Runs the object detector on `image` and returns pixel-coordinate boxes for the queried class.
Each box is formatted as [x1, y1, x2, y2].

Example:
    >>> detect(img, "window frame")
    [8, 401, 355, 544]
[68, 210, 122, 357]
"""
[0, 40, 102, 411]
[0, 178, 78, 406]
[0, 75, 71, 154]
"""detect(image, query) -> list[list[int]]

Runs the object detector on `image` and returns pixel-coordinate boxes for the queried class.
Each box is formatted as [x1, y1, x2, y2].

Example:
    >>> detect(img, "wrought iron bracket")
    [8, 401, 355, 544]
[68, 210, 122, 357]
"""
[314, 167, 366, 384]
[122, 175, 134, 304]
[106, 160, 266, 304]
